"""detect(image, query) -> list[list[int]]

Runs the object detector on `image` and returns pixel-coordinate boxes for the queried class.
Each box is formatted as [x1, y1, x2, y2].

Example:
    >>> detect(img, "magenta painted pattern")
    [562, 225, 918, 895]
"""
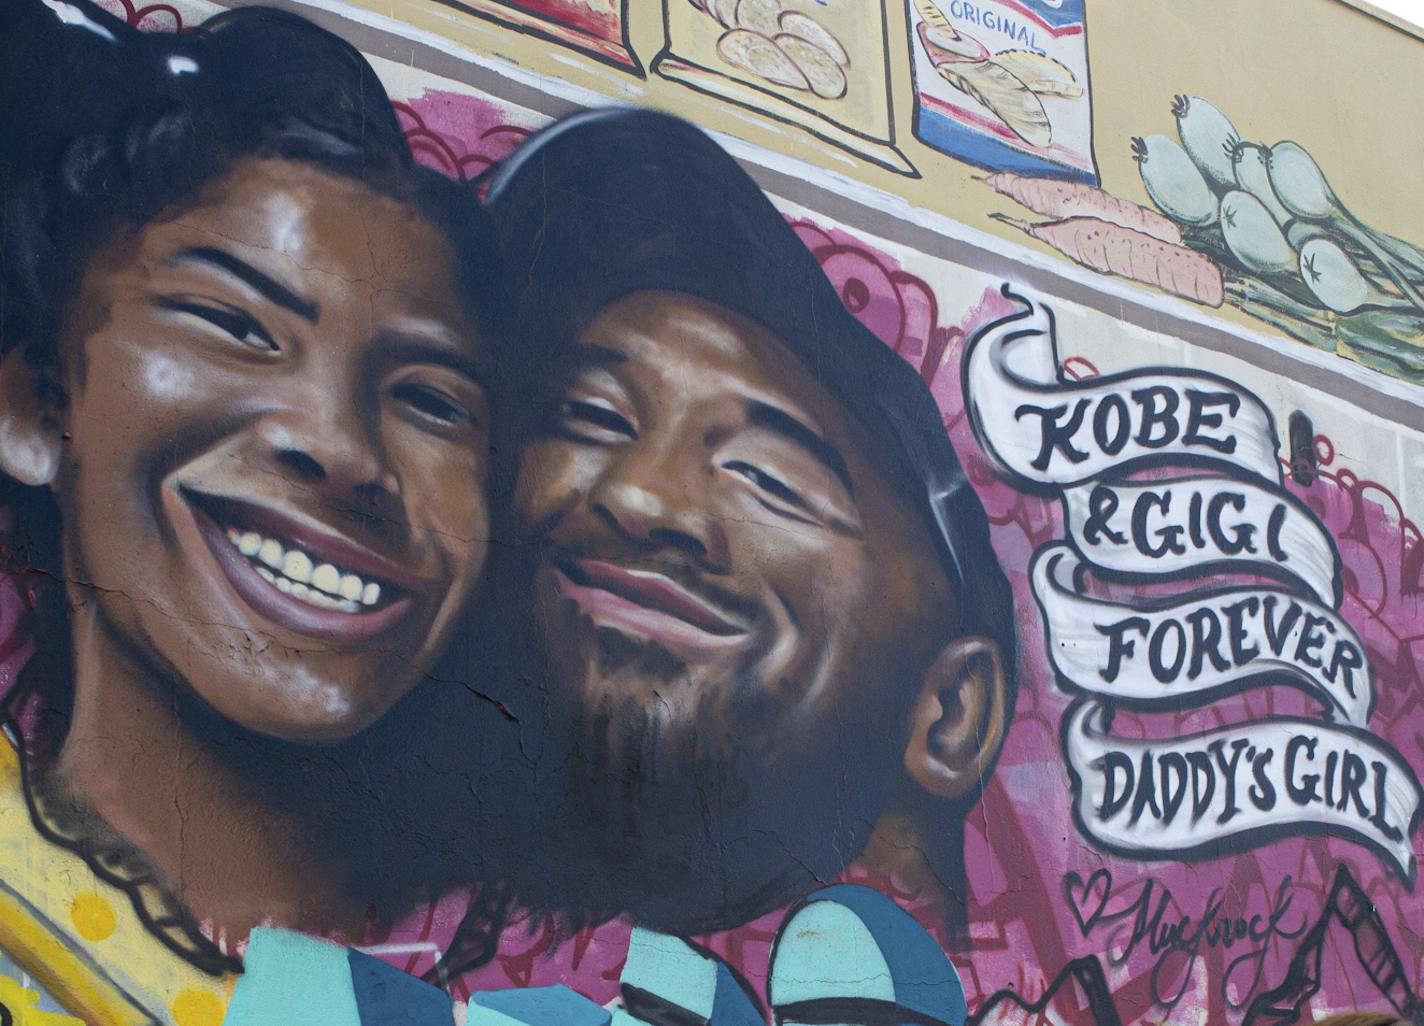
[397, 96, 538, 185]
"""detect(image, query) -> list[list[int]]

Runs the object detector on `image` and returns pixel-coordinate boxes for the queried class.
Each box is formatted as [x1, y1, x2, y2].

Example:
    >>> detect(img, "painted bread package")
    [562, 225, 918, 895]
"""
[908, 0, 1096, 182]
[653, 0, 908, 172]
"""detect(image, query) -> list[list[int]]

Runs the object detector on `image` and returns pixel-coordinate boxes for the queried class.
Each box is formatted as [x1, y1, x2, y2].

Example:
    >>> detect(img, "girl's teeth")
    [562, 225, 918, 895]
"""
[338, 574, 363, 602]
[311, 563, 341, 595]
[258, 538, 283, 570]
[225, 527, 386, 609]
[283, 550, 313, 584]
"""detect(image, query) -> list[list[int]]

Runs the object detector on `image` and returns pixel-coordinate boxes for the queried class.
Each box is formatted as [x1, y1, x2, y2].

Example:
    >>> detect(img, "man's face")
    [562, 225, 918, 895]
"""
[512, 291, 956, 919]
[50, 158, 492, 742]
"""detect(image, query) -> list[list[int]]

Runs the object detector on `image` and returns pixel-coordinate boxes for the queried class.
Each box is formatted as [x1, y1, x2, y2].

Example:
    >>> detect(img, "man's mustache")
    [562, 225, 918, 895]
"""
[543, 543, 762, 627]
[512, 507, 755, 624]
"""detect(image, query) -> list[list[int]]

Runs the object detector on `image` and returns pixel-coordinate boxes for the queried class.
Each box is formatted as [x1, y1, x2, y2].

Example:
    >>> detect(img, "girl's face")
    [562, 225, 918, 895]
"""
[45, 157, 493, 741]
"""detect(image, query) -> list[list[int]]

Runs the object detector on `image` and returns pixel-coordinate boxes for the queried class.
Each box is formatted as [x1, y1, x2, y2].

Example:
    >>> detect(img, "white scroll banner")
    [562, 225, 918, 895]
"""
[1060, 477, 1341, 607]
[1063, 700, 1422, 880]
[1031, 544, 1372, 727]
[963, 287, 1281, 488]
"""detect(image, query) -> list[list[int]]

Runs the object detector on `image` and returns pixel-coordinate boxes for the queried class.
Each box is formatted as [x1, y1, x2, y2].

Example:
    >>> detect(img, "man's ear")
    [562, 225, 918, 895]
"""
[903, 635, 1008, 801]
[0, 346, 63, 487]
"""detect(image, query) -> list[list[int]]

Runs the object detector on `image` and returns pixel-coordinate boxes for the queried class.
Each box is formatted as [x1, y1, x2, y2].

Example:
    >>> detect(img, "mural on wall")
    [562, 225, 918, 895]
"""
[0, 2, 1421, 1025]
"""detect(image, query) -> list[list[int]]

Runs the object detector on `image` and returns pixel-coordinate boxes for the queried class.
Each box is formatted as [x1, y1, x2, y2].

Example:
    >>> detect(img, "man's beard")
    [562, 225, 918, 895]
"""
[510, 571, 904, 936]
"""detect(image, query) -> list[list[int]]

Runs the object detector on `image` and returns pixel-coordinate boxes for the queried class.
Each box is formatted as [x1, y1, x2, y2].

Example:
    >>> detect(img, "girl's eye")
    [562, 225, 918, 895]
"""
[556, 397, 636, 442]
[723, 460, 812, 515]
[158, 296, 278, 352]
[393, 382, 470, 426]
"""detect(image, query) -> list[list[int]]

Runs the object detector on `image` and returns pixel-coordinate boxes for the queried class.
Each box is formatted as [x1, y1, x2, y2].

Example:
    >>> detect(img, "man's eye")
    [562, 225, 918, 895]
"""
[393, 382, 470, 427]
[158, 296, 277, 351]
[723, 460, 813, 517]
[555, 398, 635, 442]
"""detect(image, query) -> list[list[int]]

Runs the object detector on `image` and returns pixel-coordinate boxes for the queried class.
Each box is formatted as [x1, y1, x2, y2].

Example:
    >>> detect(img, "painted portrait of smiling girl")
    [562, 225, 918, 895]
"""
[0, 0, 510, 991]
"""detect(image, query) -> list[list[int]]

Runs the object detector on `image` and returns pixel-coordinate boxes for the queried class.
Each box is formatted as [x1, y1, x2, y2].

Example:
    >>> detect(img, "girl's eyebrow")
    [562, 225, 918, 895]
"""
[170, 246, 320, 323]
[379, 332, 489, 386]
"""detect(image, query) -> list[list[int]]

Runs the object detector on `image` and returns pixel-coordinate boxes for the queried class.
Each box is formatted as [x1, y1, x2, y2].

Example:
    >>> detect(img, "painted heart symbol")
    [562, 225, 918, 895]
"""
[1063, 868, 1112, 936]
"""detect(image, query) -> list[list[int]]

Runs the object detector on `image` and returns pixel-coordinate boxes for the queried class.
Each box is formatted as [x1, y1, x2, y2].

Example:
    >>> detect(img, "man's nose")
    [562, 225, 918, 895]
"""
[590, 451, 730, 570]
[255, 401, 399, 511]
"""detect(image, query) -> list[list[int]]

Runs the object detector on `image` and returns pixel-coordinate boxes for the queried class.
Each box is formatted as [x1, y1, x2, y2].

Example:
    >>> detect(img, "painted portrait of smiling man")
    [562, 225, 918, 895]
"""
[469, 108, 1019, 957]
[0, 0, 510, 982]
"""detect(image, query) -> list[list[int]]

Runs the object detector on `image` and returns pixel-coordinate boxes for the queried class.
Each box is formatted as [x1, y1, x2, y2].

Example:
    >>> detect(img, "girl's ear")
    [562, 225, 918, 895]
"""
[0, 346, 64, 487]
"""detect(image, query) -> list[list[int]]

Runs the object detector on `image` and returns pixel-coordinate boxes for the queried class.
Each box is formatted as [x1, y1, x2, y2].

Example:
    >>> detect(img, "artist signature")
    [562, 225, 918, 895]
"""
[1064, 868, 1307, 1009]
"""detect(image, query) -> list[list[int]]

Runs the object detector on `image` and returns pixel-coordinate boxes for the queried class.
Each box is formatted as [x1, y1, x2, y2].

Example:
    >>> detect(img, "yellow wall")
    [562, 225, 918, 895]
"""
[331, 0, 1424, 255]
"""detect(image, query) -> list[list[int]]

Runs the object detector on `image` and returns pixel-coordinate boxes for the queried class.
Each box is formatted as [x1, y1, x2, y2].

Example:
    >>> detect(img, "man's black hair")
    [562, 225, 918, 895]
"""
[0, 0, 513, 974]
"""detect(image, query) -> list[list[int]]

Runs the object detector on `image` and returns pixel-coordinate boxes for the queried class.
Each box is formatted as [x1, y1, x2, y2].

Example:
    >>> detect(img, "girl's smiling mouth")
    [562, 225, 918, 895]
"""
[183, 488, 427, 645]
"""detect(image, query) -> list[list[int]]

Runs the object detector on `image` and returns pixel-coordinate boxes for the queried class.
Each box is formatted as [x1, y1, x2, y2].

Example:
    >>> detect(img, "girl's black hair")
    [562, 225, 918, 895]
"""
[0, 0, 513, 977]
[2, 3, 507, 369]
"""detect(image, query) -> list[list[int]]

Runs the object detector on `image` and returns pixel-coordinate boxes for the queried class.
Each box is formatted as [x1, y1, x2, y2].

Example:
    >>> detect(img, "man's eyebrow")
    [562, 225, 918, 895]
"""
[747, 401, 854, 496]
[568, 341, 628, 367]
[172, 246, 320, 323]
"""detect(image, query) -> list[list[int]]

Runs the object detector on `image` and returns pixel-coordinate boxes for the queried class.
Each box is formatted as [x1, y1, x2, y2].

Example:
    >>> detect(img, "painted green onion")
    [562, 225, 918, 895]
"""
[1220, 190, 1296, 274]
[1299, 238, 1412, 314]
[1270, 141, 1424, 313]
[1229, 141, 1291, 225]
[1172, 95, 1239, 190]
[1132, 135, 1217, 226]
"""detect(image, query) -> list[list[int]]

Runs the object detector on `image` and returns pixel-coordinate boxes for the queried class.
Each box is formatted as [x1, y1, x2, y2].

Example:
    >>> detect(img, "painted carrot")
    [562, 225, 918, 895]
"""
[985, 172, 1184, 246]
[993, 213, 1224, 306]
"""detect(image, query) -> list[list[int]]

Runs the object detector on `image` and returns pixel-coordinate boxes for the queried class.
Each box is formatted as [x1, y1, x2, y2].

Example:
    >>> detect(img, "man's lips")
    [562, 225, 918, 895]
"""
[554, 558, 748, 655]
[184, 489, 426, 646]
